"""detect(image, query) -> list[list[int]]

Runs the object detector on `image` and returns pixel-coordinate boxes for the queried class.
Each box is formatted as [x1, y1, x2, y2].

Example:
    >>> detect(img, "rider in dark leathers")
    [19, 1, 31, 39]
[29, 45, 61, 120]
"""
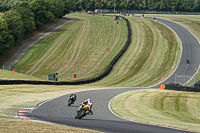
[68, 93, 76, 104]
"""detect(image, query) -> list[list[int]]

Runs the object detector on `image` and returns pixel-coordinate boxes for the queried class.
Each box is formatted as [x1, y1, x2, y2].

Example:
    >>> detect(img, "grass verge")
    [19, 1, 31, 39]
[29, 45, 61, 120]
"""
[0, 69, 43, 80]
[0, 85, 108, 118]
[91, 16, 181, 87]
[12, 13, 125, 81]
[2, 14, 180, 87]
[0, 17, 69, 67]
[0, 118, 102, 133]
[142, 14, 200, 86]
[111, 89, 200, 132]
[0, 85, 106, 133]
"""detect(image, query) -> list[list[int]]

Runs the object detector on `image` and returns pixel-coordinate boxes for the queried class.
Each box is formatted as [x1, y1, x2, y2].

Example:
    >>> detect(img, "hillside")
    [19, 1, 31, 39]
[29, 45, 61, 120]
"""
[0, 69, 43, 80]
[3, 14, 181, 87]
[92, 16, 181, 87]
[12, 14, 127, 81]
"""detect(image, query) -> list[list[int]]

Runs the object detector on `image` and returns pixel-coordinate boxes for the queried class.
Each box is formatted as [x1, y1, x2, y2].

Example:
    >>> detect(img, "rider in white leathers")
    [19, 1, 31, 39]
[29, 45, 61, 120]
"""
[81, 98, 93, 115]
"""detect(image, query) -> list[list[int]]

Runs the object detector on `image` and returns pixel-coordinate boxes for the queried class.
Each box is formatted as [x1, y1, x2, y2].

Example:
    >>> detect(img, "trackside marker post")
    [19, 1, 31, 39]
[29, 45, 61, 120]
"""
[74, 74, 77, 78]
[160, 84, 165, 89]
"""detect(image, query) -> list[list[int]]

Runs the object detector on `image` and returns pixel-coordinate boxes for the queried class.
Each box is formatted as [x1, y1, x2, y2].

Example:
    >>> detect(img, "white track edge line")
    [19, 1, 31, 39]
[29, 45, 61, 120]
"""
[156, 17, 200, 84]
[147, 17, 183, 88]
[108, 90, 196, 133]
[28, 16, 200, 131]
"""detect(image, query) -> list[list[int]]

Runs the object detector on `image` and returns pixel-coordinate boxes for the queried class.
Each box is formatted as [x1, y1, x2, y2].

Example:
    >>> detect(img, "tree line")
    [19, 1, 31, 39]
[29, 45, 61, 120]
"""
[0, 0, 75, 56]
[74, 0, 200, 12]
[0, 0, 199, 56]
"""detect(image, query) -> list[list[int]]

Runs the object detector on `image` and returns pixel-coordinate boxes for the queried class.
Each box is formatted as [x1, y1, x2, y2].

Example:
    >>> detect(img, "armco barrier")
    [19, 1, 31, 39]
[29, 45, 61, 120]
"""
[0, 17, 132, 85]
[164, 83, 200, 92]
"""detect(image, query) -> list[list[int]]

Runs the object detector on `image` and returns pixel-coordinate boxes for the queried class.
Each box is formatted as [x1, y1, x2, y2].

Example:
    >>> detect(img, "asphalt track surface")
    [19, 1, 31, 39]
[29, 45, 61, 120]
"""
[31, 17, 200, 133]
[150, 17, 200, 87]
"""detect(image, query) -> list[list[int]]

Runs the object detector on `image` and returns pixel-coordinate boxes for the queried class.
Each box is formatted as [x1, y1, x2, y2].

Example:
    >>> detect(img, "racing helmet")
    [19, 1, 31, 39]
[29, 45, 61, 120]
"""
[87, 98, 91, 101]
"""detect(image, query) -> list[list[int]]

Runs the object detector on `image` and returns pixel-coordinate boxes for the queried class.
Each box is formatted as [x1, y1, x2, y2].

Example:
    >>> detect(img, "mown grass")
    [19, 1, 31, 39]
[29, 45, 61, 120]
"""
[0, 69, 43, 80]
[0, 14, 192, 132]
[142, 14, 200, 85]
[0, 85, 105, 132]
[111, 89, 200, 132]
[0, 17, 69, 67]
[91, 16, 181, 87]
[4, 14, 180, 87]
[0, 118, 102, 133]
[0, 85, 106, 118]
[12, 13, 125, 81]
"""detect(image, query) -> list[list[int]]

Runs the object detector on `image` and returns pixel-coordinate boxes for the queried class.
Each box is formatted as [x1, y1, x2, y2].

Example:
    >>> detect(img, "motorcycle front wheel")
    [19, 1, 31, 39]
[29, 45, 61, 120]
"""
[68, 100, 73, 106]
[78, 110, 86, 119]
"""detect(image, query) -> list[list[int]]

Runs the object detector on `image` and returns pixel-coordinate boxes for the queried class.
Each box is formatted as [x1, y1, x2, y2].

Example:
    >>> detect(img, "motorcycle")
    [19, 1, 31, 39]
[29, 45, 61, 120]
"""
[68, 95, 76, 106]
[75, 104, 92, 119]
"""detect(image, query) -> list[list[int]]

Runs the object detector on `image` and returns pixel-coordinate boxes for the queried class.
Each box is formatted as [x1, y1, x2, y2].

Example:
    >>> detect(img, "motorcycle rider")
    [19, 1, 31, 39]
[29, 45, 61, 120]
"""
[80, 98, 93, 115]
[186, 59, 190, 64]
[68, 93, 76, 104]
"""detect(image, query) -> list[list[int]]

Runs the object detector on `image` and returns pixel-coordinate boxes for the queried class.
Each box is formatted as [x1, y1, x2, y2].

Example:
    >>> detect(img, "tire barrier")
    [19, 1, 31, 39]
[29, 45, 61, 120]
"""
[162, 83, 200, 92]
[0, 17, 131, 85]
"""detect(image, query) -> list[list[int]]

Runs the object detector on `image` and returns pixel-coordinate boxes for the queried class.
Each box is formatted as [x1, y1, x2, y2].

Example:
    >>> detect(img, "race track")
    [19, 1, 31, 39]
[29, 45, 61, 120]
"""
[31, 88, 194, 133]
[31, 17, 200, 133]
[151, 17, 200, 87]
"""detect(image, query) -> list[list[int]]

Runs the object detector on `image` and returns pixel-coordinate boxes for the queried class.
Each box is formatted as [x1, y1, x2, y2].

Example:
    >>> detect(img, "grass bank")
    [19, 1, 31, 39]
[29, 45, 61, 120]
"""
[0, 118, 102, 133]
[0, 69, 43, 80]
[92, 16, 181, 87]
[111, 89, 200, 132]
[12, 13, 126, 81]
[142, 14, 200, 85]
[0, 17, 69, 67]
[3, 14, 180, 87]
[0, 85, 106, 132]
[0, 85, 107, 118]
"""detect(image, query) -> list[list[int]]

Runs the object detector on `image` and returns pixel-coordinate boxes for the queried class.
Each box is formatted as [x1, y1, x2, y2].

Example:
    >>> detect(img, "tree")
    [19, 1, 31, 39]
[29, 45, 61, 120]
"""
[29, 0, 54, 27]
[2, 9, 24, 40]
[45, 0, 65, 18]
[12, 1, 36, 34]
[0, 17, 14, 55]
[0, 0, 23, 12]
[63, 0, 75, 13]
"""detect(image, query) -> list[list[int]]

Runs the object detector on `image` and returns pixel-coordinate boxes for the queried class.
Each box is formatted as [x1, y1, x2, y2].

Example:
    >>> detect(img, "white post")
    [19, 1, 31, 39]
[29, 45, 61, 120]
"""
[194, 68, 197, 83]
[175, 74, 176, 83]
[114, 3, 116, 12]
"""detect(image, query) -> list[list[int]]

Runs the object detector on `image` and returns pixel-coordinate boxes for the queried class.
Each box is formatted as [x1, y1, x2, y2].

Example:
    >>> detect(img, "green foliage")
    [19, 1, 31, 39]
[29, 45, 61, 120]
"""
[0, 0, 75, 56]
[29, 0, 52, 27]
[2, 9, 24, 40]
[0, 17, 14, 55]
[12, 1, 36, 34]
[74, 0, 200, 12]
[45, 0, 65, 18]
[62, 0, 76, 14]
[0, 0, 199, 12]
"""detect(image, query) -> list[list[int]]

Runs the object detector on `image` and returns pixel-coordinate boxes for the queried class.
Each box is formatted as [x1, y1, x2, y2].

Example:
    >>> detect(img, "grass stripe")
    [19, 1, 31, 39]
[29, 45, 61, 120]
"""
[111, 89, 200, 132]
